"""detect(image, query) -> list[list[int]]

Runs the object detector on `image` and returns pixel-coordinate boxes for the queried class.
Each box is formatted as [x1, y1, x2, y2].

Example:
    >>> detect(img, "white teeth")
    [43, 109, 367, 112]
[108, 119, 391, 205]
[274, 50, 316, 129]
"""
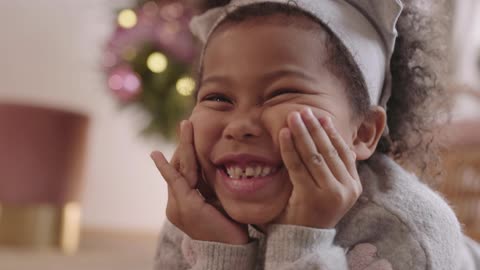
[245, 167, 255, 177]
[225, 165, 276, 179]
[261, 167, 271, 177]
[226, 167, 234, 178]
[234, 167, 243, 178]
[255, 166, 262, 176]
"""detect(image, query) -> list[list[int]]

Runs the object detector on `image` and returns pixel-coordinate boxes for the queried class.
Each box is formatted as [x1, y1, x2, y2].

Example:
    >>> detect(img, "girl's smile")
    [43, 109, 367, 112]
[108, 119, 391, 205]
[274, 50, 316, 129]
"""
[214, 152, 285, 199]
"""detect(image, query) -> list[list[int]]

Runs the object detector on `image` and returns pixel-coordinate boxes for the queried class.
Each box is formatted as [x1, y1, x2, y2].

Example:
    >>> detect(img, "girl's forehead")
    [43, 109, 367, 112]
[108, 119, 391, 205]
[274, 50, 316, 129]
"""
[202, 20, 330, 74]
[211, 13, 328, 42]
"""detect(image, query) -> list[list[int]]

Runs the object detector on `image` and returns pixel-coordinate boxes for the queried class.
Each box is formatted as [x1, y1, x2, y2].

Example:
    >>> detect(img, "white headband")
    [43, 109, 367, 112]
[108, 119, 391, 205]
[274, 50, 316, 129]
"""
[189, 0, 403, 108]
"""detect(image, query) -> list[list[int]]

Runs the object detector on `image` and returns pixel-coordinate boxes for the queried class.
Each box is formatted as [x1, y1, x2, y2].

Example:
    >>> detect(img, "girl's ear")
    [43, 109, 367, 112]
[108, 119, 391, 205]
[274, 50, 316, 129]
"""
[351, 106, 386, 160]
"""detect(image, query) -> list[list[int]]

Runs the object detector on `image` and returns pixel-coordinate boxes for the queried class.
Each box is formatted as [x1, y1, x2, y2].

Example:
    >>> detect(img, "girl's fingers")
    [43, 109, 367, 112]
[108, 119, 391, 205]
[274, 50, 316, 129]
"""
[177, 121, 214, 200]
[298, 108, 353, 185]
[278, 127, 316, 190]
[287, 111, 337, 189]
[321, 117, 359, 180]
[179, 120, 199, 188]
[151, 151, 193, 198]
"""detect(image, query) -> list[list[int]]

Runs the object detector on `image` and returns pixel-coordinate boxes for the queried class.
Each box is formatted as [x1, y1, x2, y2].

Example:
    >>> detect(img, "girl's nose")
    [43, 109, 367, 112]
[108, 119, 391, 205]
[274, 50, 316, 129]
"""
[223, 113, 264, 141]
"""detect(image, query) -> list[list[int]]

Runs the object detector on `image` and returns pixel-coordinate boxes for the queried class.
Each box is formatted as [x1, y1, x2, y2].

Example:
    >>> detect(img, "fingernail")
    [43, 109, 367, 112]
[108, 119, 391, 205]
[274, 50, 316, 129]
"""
[319, 117, 327, 126]
[301, 107, 314, 119]
[321, 116, 332, 127]
[150, 151, 159, 159]
[290, 111, 301, 123]
[180, 120, 186, 131]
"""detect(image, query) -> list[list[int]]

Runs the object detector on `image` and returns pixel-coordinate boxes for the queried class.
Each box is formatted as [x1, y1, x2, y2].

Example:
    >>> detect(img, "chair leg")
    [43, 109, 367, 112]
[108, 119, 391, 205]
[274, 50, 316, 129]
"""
[59, 202, 81, 254]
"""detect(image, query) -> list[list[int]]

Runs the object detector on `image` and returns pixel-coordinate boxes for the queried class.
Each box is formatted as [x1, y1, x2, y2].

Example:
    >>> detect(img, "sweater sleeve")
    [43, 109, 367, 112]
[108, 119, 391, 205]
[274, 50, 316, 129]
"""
[153, 219, 258, 270]
[264, 224, 348, 270]
[182, 236, 258, 270]
[153, 219, 190, 270]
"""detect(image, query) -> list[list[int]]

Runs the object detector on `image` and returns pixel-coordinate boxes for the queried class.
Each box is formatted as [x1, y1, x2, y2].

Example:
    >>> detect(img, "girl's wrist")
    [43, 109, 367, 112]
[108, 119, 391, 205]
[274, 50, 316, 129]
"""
[271, 214, 339, 230]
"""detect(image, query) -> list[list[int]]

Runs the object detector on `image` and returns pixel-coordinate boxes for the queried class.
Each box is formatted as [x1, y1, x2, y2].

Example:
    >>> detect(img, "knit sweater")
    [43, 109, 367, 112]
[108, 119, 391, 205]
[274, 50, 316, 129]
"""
[153, 153, 480, 269]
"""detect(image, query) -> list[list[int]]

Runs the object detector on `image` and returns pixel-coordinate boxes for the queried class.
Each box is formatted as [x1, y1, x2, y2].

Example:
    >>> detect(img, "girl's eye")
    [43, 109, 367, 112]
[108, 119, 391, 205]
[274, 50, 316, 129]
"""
[269, 88, 300, 98]
[203, 94, 232, 103]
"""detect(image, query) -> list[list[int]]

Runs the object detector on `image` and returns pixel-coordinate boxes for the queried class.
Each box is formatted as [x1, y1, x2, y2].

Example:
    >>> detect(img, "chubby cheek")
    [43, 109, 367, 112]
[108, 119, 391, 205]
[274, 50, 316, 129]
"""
[261, 104, 310, 147]
[262, 104, 355, 149]
[188, 109, 222, 176]
[328, 116, 356, 147]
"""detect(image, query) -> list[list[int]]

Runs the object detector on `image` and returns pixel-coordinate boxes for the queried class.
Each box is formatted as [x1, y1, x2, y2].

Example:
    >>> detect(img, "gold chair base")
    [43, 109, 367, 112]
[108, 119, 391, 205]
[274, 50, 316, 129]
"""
[0, 203, 81, 254]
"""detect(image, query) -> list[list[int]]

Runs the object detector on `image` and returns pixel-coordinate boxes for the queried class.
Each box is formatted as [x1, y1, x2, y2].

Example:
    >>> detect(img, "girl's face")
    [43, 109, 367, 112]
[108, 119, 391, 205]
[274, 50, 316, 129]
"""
[189, 17, 360, 226]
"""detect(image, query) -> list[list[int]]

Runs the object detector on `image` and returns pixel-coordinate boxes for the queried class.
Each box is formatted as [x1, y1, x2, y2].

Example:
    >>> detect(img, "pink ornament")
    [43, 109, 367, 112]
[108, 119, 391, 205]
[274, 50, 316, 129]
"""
[160, 2, 184, 21]
[142, 1, 159, 18]
[107, 66, 142, 102]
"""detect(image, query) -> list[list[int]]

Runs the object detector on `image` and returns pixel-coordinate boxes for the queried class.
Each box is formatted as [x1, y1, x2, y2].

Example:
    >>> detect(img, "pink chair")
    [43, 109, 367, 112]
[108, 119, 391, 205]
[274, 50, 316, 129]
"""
[0, 103, 89, 253]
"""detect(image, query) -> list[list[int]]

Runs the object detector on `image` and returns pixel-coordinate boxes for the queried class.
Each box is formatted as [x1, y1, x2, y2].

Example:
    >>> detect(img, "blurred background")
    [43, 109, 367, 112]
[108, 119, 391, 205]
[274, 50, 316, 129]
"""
[0, 0, 479, 269]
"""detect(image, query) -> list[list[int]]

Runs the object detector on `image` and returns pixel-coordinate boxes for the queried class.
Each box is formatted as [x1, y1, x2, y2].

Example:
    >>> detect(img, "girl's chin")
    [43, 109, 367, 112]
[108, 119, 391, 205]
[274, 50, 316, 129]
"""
[229, 213, 274, 226]
[219, 199, 286, 226]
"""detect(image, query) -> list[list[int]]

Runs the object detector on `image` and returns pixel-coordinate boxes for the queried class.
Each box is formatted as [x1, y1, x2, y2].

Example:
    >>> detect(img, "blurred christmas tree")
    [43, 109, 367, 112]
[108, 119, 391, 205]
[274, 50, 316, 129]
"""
[104, 0, 198, 139]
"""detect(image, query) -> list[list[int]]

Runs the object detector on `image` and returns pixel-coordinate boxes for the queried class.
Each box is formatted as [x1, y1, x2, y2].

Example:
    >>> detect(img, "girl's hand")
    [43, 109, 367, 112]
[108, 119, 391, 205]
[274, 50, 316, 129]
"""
[151, 120, 249, 245]
[275, 108, 362, 228]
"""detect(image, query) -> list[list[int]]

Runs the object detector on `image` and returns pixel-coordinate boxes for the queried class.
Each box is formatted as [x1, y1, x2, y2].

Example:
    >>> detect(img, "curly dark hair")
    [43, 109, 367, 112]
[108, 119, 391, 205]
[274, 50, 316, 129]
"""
[193, 0, 453, 181]
[380, 0, 452, 179]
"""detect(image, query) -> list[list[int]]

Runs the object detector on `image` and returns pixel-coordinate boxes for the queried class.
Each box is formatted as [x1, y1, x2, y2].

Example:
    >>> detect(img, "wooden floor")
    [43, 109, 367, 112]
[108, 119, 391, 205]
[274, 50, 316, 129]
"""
[0, 229, 159, 270]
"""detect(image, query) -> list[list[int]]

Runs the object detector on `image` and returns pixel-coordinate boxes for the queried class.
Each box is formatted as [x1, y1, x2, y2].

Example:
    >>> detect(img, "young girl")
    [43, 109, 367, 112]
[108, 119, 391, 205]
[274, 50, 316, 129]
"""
[151, 0, 480, 269]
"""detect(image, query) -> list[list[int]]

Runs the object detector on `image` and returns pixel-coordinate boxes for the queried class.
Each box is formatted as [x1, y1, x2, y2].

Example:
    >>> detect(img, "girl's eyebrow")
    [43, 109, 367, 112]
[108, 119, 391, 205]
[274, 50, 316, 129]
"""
[260, 68, 318, 84]
[201, 75, 232, 86]
[201, 67, 318, 86]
